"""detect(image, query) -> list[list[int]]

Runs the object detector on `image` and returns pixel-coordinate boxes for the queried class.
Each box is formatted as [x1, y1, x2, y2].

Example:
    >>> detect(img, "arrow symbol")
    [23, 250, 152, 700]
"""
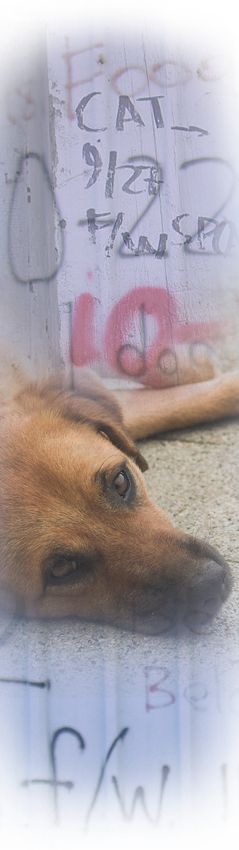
[171, 125, 209, 137]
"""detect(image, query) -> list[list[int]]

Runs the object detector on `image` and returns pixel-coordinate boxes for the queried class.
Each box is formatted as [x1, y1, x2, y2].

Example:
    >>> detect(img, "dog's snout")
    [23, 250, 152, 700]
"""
[128, 555, 231, 637]
[184, 558, 231, 632]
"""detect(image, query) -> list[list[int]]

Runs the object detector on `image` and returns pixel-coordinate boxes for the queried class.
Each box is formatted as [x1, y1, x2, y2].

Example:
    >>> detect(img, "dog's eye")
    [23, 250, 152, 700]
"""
[113, 470, 130, 497]
[51, 559, 77, 579]
[46, 552, 97, 587]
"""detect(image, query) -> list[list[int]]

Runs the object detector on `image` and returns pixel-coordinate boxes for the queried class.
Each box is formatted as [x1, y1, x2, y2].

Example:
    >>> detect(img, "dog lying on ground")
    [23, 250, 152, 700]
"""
[0, 364, 238, 635]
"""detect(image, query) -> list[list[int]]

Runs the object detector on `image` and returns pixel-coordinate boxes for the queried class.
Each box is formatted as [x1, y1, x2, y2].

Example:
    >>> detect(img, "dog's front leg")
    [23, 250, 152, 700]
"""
[117, 370, 239, 440]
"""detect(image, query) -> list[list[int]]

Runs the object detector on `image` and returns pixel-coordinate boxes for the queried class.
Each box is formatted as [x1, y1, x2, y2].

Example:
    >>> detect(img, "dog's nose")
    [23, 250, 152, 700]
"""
[184, 559, 231, 632]
[188, 558, 229, 603]
[130, 552, 231, 636]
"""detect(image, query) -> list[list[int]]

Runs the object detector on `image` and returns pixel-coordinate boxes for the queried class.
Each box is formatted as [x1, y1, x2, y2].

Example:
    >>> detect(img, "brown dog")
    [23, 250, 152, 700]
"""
[0, 364, 238, 635]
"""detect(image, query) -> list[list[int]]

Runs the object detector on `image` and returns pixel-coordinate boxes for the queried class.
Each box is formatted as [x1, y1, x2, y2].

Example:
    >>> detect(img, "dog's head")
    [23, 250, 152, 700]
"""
[0, 369, 231, 635]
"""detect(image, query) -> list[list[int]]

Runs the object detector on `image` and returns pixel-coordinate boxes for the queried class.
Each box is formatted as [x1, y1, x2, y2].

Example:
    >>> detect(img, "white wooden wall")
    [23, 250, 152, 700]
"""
[0, 27, 239, 848]
[0, 29, 239, 386]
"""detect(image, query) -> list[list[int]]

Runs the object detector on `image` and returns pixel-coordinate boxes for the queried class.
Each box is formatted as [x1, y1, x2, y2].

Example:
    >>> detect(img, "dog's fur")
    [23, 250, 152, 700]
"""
[0, 363, 238, 634]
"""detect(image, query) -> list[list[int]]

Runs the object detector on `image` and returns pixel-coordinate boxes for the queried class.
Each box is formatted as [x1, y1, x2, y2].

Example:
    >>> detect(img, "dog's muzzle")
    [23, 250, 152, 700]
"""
[131, 554, 231, 636]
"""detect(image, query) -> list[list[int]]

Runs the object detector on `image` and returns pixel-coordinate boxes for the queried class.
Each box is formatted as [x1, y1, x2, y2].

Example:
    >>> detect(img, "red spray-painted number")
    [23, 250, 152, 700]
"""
[72, 286, 216, 386]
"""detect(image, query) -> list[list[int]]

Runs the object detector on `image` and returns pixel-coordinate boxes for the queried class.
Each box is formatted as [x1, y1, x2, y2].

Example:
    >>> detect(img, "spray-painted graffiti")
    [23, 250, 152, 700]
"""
[8, 153, 64, 283]
[0, 654, 238, 828]
[71, 286, 219, 386]
[0, 676, 50, 688]
[75, 91, 199, 132]
[81, 148, 162, 198]
[0, 43, 155, 125]
[20, 721, 238, 826]
[22, 724, 171, 826]
[78, 206, 238, 259]
[63, 41, 105, 120]
[63, 50, 230, 120]
[77, 153, 237, 258]
[6, 80, 37, 124]
[17, 727, 239, 827]
[144, 666, 239, 716]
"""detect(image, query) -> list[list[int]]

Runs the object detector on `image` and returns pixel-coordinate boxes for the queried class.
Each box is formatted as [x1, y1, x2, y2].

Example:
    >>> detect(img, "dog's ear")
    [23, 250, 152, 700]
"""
[24, 369, 148, 472]
[94, 421, 148, 472]
[69, 369, 149, 473]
